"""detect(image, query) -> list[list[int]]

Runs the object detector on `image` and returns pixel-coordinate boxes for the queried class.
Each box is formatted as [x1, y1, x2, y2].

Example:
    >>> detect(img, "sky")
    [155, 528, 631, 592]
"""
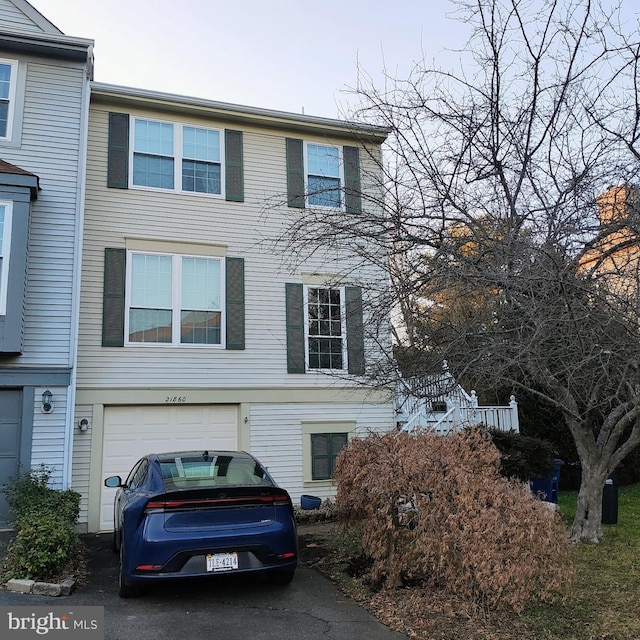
[28, 0, 472, 120]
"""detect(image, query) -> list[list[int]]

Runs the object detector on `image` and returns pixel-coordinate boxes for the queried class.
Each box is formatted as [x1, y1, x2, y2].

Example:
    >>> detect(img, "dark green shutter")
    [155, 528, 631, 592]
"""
[102, 248, 126, 347]
[345, 286, 365, 374]
[285, 282, 305, 373]
[286, 138, 305, 208]
[343, 145, 361, 214]
[225, 257, 245, 350]
[107, 113, 129, 189]
[225, 130, 244, 202]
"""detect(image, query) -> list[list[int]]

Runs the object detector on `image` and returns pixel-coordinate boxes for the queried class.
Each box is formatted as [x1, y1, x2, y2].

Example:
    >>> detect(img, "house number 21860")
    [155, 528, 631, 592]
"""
[165, 396, 187, 403]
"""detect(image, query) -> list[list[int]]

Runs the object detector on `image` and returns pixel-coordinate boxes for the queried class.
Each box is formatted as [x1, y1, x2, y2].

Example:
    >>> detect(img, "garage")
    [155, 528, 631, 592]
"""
[99, 404, 238, 531]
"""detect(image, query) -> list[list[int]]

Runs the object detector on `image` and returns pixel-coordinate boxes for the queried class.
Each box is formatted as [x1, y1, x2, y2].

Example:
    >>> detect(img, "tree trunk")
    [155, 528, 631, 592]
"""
[570, 464, 608, 543]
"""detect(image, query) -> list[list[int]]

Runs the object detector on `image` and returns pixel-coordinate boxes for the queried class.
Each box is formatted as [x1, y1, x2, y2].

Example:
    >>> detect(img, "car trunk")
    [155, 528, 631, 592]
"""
[144, 486, 291, 533]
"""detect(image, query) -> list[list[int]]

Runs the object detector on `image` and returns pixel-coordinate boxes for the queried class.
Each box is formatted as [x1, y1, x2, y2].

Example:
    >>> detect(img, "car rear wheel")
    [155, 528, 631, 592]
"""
[268, 567, 296, 585]
[118, 542, 140, 598]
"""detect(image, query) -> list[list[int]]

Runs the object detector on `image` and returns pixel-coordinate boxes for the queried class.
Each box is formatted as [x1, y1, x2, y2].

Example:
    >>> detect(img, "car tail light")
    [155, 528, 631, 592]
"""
[145, 493, 291, 512]
[277, 552, 296, 559]
[135, 564, 163, 571]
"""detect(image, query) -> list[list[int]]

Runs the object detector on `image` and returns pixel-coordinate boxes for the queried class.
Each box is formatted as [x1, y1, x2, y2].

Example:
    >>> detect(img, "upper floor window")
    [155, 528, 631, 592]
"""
[132, 118, 223, 195]
[285, 282, 364, 375]
[306, 143, 342, 208]
[126, 251, 224, 346]
[0, 60, 17, 140]
[286, 139, 361, 213]
[0, 202, 12, 315]
[306, 286, 346, 370]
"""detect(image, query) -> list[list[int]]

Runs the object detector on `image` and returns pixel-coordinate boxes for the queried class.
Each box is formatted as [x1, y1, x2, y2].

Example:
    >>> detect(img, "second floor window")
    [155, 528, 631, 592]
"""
[132, 119, 222, 195]
[126, 252, 223, 345]
[306, 143, 341, 208]
[306, 286, 346, 370]
[0, 203, 11, 315]
[0, 60, 17, 140]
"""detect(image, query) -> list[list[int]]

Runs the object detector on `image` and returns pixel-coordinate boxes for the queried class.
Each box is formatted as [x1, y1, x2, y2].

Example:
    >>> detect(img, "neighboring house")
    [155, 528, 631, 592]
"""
[580, 184, 640, 308]
[73, 83, 394, 532]
[396, 364, 519, 434]
[0, 0, 92, 523]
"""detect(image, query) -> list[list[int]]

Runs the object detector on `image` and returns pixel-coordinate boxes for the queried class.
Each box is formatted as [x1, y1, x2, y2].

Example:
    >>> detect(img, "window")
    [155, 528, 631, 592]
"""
[431, 400, 448, 412]
[108, 113, 244, 200]
[132, 118, 222, 195]
[306, 143, 341, 208]
[182, 126, 221, 193]
[306, 286, 345, 370]
[126, 251, 224, 345]
[311, 433, 348, 480]
[0, 202, 12, 315]
[285, 282, 364, 375]
[132, 119, 174, 189]
[286, 139, 360, 213]
[0, 60, 16, 140]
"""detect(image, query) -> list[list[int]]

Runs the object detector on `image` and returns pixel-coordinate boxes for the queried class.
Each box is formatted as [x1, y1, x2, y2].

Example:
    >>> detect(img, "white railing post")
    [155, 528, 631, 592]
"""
[509, 395, 519, 432]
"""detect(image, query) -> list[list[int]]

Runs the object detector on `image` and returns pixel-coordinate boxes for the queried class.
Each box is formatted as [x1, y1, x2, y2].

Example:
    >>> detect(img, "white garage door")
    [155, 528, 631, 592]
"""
[100, 404, 238, 531]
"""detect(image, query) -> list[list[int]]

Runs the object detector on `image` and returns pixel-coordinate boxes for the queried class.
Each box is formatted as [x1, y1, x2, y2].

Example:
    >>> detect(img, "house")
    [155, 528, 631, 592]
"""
[396, 363, 519, 433]
[580, 184, 640, 307]
[0, 0, 92, 523]
[72, 83, 394, 532]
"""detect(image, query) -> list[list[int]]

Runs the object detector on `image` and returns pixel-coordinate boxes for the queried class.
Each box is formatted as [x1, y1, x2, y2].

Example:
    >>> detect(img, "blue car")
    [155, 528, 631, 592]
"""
[104, 450, 298, 597]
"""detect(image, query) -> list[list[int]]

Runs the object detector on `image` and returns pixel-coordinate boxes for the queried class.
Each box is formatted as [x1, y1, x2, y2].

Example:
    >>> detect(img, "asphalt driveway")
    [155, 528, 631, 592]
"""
[0, 532, 408, 640]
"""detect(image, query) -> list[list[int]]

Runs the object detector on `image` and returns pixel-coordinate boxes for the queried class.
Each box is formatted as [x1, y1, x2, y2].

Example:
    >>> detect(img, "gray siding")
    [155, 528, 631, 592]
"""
[0, 0, 49, 33]
[6, 59, 86, 367]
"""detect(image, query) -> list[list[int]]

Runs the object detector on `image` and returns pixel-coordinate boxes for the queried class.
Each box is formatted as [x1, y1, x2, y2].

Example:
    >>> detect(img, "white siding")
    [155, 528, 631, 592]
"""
[75, 98, 393, 529]
[71, 403, 93, 523]
[78, 106, 389, 388]
[250, 402, 394, 502]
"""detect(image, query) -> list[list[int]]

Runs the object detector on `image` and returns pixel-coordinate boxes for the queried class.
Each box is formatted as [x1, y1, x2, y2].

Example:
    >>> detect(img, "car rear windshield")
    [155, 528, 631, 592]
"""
[159, 453, 273, 489]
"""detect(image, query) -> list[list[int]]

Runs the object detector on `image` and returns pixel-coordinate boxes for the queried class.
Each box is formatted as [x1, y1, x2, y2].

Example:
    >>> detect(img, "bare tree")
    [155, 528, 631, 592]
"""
[271, 0, 640, 543]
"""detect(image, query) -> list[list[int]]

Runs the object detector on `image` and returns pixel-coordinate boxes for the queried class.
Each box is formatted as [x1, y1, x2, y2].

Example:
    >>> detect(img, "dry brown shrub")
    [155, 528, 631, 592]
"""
[333, 427, 574, 614]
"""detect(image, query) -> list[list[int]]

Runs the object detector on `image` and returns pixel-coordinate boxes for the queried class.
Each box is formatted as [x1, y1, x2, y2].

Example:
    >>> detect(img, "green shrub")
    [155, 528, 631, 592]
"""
[333, 428, 574, 615]
[1, 465, 81, 582]
[2, 512, 77, 581]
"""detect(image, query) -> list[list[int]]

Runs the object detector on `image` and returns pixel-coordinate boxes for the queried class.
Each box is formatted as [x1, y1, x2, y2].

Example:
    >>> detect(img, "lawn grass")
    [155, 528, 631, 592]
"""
[524, 484, 640, 640]
[300, 484, 640, 640]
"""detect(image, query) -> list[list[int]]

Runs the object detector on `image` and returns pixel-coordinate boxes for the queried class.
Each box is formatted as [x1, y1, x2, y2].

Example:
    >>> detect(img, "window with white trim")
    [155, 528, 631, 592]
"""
[305, 143, 342, 208]
[126, 251, 224, 345]
[0, 202, 12, 315]
[305, 286, 346, 370]
[0, 59, 17, 140]
[132, 118, 223, 195]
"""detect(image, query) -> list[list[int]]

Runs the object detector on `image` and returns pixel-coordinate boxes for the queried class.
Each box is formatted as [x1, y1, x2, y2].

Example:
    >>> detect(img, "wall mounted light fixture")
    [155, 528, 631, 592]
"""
[41, 390, 53, 413]
[78, 418, 89, 432]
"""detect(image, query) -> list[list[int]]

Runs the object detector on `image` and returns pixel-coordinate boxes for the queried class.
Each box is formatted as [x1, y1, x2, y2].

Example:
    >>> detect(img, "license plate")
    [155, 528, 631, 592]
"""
[207, 552, 238, 572]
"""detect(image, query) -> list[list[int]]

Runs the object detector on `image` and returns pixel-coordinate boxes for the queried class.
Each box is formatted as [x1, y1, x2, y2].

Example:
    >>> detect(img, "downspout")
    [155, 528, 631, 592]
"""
[63, 45, 93, 489]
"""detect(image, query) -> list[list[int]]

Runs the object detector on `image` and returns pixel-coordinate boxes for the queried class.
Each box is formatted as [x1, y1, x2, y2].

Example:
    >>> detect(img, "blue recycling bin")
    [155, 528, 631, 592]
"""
[530, 459, 564, 503]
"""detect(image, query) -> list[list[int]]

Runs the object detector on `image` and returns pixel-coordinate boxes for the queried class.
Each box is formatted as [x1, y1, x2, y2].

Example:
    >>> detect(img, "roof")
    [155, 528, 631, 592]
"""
[90, 82, 391, 143]
[0, 158, 39, 198]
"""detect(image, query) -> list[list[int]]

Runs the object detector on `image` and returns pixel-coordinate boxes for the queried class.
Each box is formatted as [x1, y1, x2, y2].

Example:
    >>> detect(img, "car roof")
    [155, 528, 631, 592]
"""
[154, 450, 253, 462]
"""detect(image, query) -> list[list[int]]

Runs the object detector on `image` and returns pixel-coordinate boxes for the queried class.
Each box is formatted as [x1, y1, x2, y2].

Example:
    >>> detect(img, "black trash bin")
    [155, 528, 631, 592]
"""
[602, 476, 618, 525]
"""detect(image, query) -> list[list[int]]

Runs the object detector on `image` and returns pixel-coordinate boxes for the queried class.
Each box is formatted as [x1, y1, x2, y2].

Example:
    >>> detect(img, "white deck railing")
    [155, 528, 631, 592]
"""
[397, 383, 519, 434]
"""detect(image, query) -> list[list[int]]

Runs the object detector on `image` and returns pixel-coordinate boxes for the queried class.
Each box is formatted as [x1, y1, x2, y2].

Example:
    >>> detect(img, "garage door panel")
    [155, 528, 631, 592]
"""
[100, 405, 238, 531]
